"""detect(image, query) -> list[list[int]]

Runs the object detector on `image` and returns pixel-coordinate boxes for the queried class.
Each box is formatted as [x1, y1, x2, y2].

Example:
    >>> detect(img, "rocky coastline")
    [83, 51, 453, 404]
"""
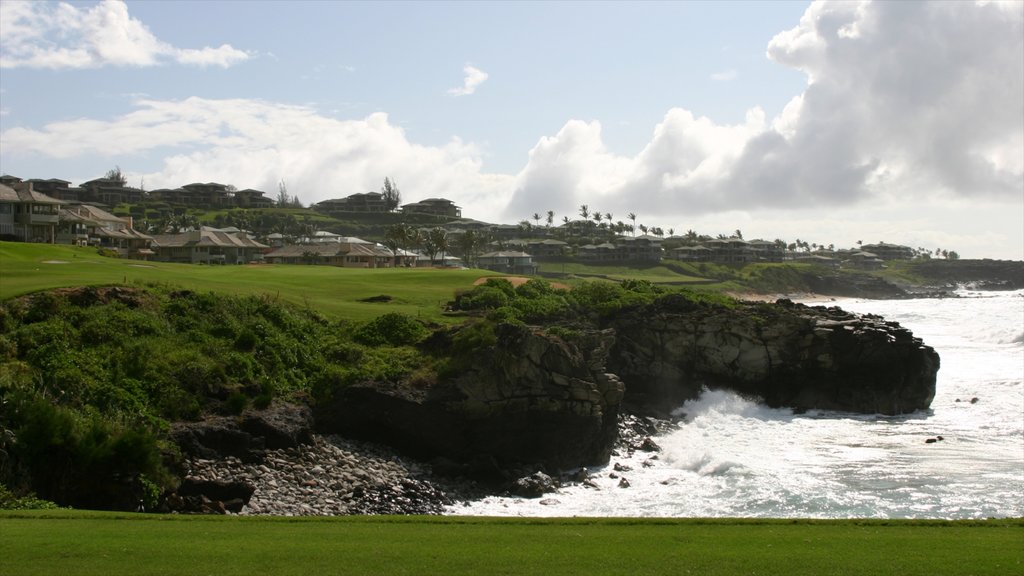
[161, 295, 940, 515]
[164, 411, 672, 516]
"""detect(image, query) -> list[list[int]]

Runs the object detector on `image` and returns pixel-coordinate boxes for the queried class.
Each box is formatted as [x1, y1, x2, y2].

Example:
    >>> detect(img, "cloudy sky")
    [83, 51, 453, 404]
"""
[1, 0, 1021, 259]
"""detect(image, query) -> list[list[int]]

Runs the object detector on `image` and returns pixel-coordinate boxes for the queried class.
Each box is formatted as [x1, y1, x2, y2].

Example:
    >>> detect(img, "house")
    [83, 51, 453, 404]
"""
[79, 177, 145, 205]
[843, 251, 885, 270]
[314, 192, 388, 214]
[401, 198, 461, 218]
[150, 229, 268, 264]
[671, 245, 712, 262]
[179, 183, 232, 207]
[263, 242, 394, 268]
[577, 242, 620, 262]
[23, 178, 74, 201]
[0, 183, 62, 243]
[615, 235, 664, 261]
[57, 204, 154, 258]
[525, 239, 570, 259]
[475, 250, 536, 274]
[233, 189, 275, 209]
[860, 243, 914, 261]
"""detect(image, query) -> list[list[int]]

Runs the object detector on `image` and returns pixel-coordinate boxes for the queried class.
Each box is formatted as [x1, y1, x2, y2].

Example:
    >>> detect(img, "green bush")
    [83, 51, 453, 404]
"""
[0, 484, 60, 510]
[353, 313, 428, 347]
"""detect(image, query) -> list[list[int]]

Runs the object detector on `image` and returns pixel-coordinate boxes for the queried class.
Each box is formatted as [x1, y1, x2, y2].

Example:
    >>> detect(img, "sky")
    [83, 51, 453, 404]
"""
[1, 0, 1022, 260]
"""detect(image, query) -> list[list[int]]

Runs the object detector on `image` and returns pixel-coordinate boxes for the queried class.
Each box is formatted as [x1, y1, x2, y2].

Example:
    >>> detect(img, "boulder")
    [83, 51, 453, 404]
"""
[510, 472, 558, 498]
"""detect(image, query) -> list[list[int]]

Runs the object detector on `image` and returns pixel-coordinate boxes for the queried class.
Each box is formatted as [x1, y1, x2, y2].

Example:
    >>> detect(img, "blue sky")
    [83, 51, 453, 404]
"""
[1, 0, 1022, 259]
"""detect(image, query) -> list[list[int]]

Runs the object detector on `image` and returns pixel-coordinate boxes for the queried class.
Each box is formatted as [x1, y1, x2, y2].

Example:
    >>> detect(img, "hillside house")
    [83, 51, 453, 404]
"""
[150, 229, 268, 264]
[860, 243, 914, 261]
[401, 198, 461, 218]
[233, 189, 275, 209]
[264, 242, 394, 268]
[314, 192, 388, 214]
[0, 183, 62, 243]
[476, 251, 537, 274]
[57, 204, 154, 258]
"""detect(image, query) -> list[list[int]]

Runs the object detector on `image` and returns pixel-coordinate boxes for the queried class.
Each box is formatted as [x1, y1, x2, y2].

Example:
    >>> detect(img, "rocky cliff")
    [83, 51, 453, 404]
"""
[608, 295, 939, 416]
[315, 323, 624, 476]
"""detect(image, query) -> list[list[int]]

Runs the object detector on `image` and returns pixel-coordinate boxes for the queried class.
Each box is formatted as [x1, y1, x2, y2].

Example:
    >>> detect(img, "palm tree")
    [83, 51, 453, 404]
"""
[627, 213, 637, 237]
[579, 205, 590, 221]
[546, 210, 554, 228]
[533, 212, 542, 229]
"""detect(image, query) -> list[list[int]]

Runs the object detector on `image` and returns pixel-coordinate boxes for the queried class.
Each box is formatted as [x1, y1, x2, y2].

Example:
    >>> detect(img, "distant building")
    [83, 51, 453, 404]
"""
[315, 192, 388, 214]
[401, 198, 461, 218]
[150, 229, 268, 264]
[0, 183, 62, 243]
[860, 243, 914, 261]
[476, 250, 537, 274]
[233, 189, 275, 209]
[263, 242, 394, 268]
[58, 204, 154, 258]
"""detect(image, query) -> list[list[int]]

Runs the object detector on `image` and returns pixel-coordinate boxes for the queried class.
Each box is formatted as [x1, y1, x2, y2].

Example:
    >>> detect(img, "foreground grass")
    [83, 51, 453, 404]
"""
[0, 242, 495, 322]
[1, 511, 1020, 576]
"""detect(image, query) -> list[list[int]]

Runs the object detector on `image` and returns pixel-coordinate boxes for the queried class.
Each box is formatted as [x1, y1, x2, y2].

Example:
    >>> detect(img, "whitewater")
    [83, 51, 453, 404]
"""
[449, 289, 1024, 519]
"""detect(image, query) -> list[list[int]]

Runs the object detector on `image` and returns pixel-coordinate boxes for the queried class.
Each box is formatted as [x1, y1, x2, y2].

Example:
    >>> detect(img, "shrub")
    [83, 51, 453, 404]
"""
[353, 313, 428, 347]
[458, 286, 510, 310]
[0, 485, 60, 510]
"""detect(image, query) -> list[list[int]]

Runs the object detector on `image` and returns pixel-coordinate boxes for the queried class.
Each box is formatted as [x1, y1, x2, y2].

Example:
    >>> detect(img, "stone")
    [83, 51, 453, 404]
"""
[509, 471, 557, 498]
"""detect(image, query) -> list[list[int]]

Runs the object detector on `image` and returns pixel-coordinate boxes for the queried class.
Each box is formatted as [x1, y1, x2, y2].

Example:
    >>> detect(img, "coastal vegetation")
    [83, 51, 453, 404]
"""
[1, 511, 1021, 576]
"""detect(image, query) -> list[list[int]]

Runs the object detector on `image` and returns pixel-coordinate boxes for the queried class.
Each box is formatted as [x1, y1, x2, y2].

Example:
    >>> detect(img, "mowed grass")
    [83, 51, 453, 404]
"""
[537, 261, 710, 284]
[1, 512, 1020, 576]
[0, 242, 501, 322]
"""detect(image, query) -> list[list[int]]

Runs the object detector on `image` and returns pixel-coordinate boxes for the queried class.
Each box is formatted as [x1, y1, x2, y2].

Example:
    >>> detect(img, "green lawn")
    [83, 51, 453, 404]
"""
[0, 242, 499, 322]
[1, 512, 1020, 576]
[537, 261, 710, 284]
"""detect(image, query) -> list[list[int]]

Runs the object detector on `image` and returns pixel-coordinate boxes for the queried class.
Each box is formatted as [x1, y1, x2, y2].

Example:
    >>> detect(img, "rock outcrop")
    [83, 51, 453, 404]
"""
[608, 296, 939, 416]
[316, 323, 624, 475]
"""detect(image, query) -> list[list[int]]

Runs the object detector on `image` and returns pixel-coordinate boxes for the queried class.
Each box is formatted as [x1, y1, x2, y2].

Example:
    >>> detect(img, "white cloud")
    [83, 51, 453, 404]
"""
[710, 69, 737, 81]
[0, 97, 514, 217]
[0, 0, 250, 69]
[448, 65, 489, 96]
[503, 0, 1023, 257]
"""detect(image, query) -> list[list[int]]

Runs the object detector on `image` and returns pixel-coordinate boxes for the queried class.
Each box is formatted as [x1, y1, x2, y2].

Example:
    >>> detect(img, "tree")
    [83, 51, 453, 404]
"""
[455, 229, 489, 268]
[734, 229, 743, 239]
[628, 213, 637, 237]
[421, 227, 449, 266]
[381, 177, 401, 212]
[383, 224, 406, 267]
[276, 180, 291, 207]
[533, 213, 542, 229]
[546, 210, 554, 227]
[105, 166, 128, 186]
[579, 205, 590, 221]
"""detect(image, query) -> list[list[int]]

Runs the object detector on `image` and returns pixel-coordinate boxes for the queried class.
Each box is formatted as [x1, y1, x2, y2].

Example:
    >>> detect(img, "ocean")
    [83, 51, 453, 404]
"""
[448, 289, 1024, 519]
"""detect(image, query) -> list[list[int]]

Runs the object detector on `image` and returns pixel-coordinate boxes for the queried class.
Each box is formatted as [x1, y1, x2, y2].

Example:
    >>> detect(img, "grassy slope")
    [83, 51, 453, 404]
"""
[0, 242, 498, 322]
[1, 512, 1021, 576]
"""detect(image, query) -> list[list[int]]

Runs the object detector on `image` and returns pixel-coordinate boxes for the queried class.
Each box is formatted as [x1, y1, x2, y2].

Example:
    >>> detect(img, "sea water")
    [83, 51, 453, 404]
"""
[448, 289, 1024, 518]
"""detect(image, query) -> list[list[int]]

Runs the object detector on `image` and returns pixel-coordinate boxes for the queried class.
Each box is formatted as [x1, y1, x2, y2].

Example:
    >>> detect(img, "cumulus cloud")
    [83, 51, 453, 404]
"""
[448, 65, 489, 96]
[0, 97, 513, 216]
[0, 0, 250, 69]
[505, 0, 1023, 226]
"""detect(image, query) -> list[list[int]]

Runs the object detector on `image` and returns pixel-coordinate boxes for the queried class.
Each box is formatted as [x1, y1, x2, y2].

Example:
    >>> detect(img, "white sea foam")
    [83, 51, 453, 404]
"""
[448, 290, 1024, 518]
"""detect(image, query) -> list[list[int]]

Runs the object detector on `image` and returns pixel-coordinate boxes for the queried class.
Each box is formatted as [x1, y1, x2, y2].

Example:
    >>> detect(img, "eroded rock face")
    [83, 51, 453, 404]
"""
[608, 296, 939, 416]
[316, 323, 624, 474]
